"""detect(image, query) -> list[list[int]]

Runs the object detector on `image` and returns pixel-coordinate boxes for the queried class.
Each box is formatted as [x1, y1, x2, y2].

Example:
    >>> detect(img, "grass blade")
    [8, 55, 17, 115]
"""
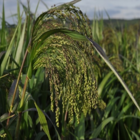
[0, 113, 15, 123]
[17, 0, 21, 44]
[0, 23, 19, 76]
[0, 123, 13, 140]
[98, 71, 113, 96]
[23, 108, 61, 140]
[35, 132, 45, 140]
[14, 19, 26, 69]
[36, 29, 87, 43]
[90, 117, 114, 139]
[34, 0, 41, 19]
[87, 38, 140, 112]
[34, 102, 51, 140]
[41, 0, 49, 10]
[124, 125, 133, 140]
[75, 114, 85, 140]
[1, 0, 6, 49]
[130, 130, 140, 140]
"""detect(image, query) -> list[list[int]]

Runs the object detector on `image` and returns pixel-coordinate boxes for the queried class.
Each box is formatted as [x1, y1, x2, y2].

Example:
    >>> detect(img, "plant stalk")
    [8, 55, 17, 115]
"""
[15, 112, 22, 140]
[15, 75, 29, 140]
[6, 39, 31, 127]
[19, 76, 29, 108]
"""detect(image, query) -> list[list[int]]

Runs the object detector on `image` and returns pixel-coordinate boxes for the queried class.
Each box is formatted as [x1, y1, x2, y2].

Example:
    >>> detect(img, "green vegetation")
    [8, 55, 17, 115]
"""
[0, 0, 140, 140]
[103, 19, 140, 29]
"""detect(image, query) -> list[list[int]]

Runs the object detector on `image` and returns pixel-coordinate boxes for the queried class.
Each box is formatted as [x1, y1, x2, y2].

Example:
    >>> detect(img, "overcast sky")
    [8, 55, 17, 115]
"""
[1, 0, 140, 24]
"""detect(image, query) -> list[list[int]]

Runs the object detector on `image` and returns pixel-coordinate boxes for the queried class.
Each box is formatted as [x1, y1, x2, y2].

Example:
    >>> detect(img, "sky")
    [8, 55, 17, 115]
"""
[1, 0, 140, 24]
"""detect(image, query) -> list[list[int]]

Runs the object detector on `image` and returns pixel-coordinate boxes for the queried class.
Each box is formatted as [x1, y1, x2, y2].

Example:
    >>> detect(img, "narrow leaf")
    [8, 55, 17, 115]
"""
[124, 125, 133, 140]
[34, 102, 51, 140]
[34, 29, 87, 45]
[0, 21, 20, 75]
[1, 0, 6, 47]
[98, 71, 113, 96]
[14, 19, 26, 68]
[22, 108, 61, 140]
[75, 114, 85, 140]
[0, 113, 15, 123]
[130, 130, 140, 140]
[87, 38, 140, 111]
[35, 132, 45, 140]
[90, 117, 114, 139]
[34, 0, 41, 19]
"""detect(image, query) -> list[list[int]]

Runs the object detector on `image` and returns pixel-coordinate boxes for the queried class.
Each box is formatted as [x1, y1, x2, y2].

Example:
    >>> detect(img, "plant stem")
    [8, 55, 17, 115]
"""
[15, 112, 22, 140]
[15, 76, 29, 140]
[6, 39, 31, 127]
[19, 76, 29, 108]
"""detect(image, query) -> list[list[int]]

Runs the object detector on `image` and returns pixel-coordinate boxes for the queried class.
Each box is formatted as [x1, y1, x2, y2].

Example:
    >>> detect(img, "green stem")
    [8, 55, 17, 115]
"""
[15, 76, 29, 139]
[6, 39, 31, 127]
[19, 76, 29, 108]
[15, 112, 22, 140]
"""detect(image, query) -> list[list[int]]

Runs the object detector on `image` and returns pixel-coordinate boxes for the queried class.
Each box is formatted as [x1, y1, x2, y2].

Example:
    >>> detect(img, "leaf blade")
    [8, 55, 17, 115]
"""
[87, 38, 140, 112]
[34, 102, 51, 140]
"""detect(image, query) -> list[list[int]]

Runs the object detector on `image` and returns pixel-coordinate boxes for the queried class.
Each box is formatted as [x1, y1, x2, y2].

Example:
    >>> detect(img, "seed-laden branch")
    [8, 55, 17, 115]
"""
[7, 0, 83, 132]
[31, 4, 102, 127]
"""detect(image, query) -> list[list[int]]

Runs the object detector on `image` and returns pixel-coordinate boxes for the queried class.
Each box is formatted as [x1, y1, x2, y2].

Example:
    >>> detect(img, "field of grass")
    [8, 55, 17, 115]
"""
[0, 0, 140, 140]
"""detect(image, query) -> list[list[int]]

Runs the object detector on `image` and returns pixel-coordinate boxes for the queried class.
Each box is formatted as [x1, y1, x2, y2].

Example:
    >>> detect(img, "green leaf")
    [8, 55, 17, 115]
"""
[0, 113, 15, 123]
[0, 124, 13, 140]
[40, 0, 49, 10]
[121, 102, 133, 114]
[14, 19, 26, 69]
[90, 117, 114, 139]
[98, 71, 113, 96]
[0, 51, 6, 60]
[16, 0, 21, 45]
[75, 114, 85, 140]
[87, 38, 140, 112]
[116, 115, 140, 123]
[124, 125, 133, 140]
[34, 0, 41, 19]
[104, 97, 120, 118]
[22, 107, 61, 140]
[130, 130, 140, 140]
[27, 62, 32, 79]
[35, 132, 45, 140]
[34, 102, 51, 140]
[0, 18, 22, 76]
[34, 28, 87, 46]
[1, 0, 6, 48]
